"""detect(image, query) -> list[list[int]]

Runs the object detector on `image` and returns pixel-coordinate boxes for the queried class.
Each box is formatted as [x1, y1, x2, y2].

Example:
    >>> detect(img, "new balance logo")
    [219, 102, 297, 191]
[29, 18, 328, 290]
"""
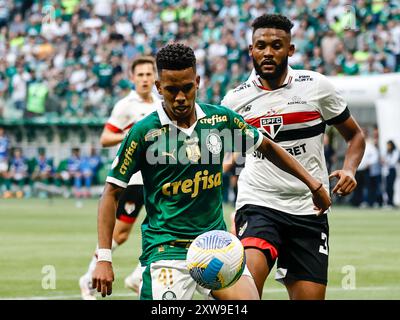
[244, 105, 252, 112]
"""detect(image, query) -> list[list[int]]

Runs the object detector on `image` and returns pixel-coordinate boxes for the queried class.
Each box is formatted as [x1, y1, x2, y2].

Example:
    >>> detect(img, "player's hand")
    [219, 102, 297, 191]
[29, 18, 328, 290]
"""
[92, 261, 114, 297]
[311, 183, 331, 216]
[329, 169, 357, 196]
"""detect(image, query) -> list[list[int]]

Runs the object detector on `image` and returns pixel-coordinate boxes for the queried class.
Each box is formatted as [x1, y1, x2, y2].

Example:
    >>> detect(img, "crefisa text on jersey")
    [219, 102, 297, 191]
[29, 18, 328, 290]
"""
[150, 303, 249, 317]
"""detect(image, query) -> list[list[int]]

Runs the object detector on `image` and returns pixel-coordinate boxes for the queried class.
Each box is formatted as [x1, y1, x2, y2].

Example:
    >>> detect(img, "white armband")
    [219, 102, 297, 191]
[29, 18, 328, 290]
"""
[97, 249, 112, 262]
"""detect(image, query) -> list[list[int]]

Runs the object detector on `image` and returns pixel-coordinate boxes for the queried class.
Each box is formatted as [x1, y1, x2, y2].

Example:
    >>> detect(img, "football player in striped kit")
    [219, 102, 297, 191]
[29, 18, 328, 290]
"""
[222, 14, 365, 300]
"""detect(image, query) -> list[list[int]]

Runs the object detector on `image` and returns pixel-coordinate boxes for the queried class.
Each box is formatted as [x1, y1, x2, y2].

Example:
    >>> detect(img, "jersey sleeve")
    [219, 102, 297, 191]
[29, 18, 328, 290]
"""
[316, 74, 350, 125]
[220, 90, 234, 109]
[220, 86, 245, 112]
[106, 124, 145, 188]
[225, 108, 262, 154]
[105, 100, 130, 133]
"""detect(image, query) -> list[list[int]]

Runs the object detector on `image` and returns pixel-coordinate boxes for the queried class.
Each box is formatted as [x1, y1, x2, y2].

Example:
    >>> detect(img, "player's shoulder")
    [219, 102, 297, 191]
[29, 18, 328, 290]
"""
[111, 91, 136, 113]
[198, 102, 236, 118]
[199, 102, 229, 113]
[124, 109, 163, 144]
[291, 68, 332, 87]
[133, 110, 161, 131]
[221, 78, 256, 109]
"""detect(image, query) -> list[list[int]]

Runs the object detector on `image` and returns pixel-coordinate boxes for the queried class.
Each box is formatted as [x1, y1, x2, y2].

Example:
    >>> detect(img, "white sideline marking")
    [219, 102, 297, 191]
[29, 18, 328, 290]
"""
[2, 286, 400, 300]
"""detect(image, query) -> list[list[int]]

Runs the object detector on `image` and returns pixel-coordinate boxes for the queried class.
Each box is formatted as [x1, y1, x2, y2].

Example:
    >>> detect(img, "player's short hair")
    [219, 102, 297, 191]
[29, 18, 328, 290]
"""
[156, 43, 196, 73]
[130, 56, 156, 73]
[252, 14, 294, 34]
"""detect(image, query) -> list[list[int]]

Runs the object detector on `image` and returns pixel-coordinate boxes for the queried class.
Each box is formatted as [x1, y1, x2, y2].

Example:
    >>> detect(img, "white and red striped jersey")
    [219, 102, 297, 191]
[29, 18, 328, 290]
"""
[222, 66, 349, 215]
[106, 90, 161, 185]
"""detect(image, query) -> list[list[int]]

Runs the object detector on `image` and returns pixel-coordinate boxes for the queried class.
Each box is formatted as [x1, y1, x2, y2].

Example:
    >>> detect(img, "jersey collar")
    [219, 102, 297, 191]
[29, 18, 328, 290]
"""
[250, 66, 294, 91]
[157, 102, 206, 135]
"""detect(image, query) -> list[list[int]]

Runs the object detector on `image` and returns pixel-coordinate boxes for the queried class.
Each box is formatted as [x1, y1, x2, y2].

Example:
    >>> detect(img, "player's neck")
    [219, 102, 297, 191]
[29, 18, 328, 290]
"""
[164, 107, 197, 129]
[259, 68, 288, 90]
[177, 112, 197, 128]
[176, 111, 197, 129]
[138, 92, 153, 103]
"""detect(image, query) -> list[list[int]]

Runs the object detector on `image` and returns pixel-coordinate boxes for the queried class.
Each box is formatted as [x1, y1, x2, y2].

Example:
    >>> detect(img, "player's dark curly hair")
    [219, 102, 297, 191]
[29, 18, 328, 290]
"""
[252, 14, 294, 34]
[156, 43, 196, 73]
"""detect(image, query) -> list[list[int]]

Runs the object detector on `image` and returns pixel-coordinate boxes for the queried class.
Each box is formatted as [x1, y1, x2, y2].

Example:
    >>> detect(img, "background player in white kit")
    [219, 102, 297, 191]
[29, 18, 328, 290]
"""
[222, 14, 366, 300]
[79, 56, 161, 300]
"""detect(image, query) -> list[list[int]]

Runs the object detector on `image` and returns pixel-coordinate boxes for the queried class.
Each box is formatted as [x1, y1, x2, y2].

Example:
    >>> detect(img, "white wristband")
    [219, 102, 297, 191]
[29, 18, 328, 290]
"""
[97, 249, 112, 262]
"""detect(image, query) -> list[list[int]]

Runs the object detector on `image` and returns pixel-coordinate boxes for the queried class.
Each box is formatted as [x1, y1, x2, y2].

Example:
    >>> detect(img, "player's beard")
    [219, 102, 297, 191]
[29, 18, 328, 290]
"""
[253, 55, 288, 81]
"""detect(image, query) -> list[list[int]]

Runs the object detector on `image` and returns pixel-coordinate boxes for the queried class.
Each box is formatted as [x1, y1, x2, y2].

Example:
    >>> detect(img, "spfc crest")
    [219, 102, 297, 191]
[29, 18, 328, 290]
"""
[260, 116, 283, 139]
[185, 137, 201, 162]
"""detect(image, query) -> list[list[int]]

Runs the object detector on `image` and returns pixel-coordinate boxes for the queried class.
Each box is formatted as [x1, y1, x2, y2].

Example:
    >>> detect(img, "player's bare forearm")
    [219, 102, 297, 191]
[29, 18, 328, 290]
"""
[335, 116, 365, 174]
[97, 183, 123, 249]
[330, 117, 366, 195]
[93, 183, 122, 297]
[100, 129, 125, 147]
[223, 152, 239, 173]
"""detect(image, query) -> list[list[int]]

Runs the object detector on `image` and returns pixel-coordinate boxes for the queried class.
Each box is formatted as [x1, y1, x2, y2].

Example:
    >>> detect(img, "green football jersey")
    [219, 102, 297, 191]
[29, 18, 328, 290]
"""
[107, 103, 262, 265]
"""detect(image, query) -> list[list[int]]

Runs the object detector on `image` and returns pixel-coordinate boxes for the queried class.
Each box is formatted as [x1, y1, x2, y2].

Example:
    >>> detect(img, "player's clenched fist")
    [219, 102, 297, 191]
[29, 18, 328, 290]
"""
[92, 262, 114, 297]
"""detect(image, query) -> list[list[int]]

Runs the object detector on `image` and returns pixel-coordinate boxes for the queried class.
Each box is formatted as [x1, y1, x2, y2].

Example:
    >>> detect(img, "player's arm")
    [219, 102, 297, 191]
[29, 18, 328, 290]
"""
[101, 100, 133, 147]
[100, 127, 126, 147]
[222, 152, 239, 173]
[93, 123, 144, 297]
[92, 182, 124, 297]
[317, 76, 366, 196]
[257, 137, 331, 215]
[330, 116, 365, 196]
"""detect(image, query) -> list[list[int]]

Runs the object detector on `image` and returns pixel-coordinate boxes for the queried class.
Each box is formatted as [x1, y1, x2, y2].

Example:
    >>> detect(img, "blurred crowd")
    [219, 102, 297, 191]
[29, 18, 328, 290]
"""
[349, 127, 399, 209]
[0, 0, 399, 119]
[324, 127, 400, 209]
[0, 126, 106, 198]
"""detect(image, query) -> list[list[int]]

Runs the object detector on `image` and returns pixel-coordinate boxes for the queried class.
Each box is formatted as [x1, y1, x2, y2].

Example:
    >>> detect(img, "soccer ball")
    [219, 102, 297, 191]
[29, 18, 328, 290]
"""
[186, 230, 245, 290]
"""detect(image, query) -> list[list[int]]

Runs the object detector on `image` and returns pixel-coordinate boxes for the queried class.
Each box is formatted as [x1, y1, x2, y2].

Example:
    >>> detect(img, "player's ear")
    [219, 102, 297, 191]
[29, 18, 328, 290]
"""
[196, 75, 200, 90]
[155, 80, 162, 95]
[248, 44, 253, 57]
[288, 44, 295, 57]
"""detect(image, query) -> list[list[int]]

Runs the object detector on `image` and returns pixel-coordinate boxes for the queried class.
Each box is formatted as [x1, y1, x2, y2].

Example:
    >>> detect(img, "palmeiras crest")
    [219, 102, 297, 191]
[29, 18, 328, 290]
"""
[260, 116, 283, 139]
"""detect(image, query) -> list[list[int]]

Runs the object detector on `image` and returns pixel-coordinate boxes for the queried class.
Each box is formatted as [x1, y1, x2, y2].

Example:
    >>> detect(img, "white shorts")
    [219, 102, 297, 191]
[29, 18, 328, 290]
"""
[139, 259, 252, 300]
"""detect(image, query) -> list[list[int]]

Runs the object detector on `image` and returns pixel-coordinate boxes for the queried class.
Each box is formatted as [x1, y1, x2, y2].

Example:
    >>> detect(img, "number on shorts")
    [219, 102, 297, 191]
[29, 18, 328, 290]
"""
[158, 268, 174, 287]
[319, 232, 328, 255]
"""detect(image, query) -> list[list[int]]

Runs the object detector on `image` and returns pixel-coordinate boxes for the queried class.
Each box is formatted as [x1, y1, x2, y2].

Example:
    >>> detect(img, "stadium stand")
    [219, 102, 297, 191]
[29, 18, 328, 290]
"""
[0, 0, 399, 200]
[0, 0, 398, 121]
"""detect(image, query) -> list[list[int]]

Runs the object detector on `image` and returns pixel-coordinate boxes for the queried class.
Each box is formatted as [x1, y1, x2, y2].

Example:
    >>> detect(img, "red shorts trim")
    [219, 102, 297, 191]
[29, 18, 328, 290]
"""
[117, 215, 137, 224]
[241, 237, 278, 260]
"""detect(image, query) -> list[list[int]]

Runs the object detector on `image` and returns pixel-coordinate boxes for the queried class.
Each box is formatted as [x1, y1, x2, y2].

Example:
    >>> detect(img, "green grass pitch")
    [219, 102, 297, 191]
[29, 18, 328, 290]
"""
[1, 198, 399, 300]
